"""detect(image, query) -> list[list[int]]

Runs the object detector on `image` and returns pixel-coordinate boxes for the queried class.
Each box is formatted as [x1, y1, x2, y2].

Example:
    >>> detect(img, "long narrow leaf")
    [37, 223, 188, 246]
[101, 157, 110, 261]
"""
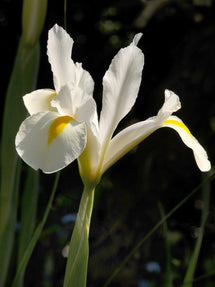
[17, 169, 39, 286]
[183, 173, 211, 287]
[11, 172, 60, 287]
[0, 37, 40, 286]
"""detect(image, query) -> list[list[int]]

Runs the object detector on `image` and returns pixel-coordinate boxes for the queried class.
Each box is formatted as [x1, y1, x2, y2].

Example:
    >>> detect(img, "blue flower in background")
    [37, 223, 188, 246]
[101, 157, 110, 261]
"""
[61, 213, 77, 224]
[138, 279, 151, 287]
[145, 261, 161, 273]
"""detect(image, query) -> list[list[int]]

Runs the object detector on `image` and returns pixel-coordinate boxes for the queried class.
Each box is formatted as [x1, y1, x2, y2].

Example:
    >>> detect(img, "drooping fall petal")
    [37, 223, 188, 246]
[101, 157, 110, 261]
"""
[162, 116, 211, 172]
[15, 111, 87, 173]
[102, 91, 210, 174]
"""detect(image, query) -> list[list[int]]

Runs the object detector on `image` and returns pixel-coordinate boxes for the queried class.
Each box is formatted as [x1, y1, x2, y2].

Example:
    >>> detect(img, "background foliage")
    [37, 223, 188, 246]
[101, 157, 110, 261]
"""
[0, 0, 215, 286]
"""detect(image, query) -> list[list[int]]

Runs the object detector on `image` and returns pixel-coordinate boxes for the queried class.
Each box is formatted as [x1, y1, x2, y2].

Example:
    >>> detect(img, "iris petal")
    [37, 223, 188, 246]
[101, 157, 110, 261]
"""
[23, 89, 56, 115]
[99, 34, 144, 145]
[47, 24, 76, 92]
[102, 92, 211, 174]
[162, 116, 211, 172]
[15, 111, 87, 173]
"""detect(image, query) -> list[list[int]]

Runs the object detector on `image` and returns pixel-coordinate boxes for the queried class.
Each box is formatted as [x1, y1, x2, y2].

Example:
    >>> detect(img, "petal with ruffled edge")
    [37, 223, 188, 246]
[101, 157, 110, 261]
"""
[156, 89, 181, 124]
[51, 85, 99, 132]
[99, 34, 144, 145]
[47, 24, 76, 92]
[15, 111, 87, 173]
[102, 91, 211, 174]
[23, 89, 57, 115]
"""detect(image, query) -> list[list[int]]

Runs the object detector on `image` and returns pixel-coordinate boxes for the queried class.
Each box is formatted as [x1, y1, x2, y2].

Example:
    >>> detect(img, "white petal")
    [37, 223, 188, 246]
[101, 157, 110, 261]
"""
[101, 90, 179, 173]
[156, 89, 181, 124]
[23, 89, 56, 115]
[99, 35, 144, 144]
[102, 118, 157, 174]
[51, 85, 74, 116]
[74, 62, 94, 97]
[47, 24, 76, 92]
[51, 85, 99, 136]
[133, 33, 143, 45]
[15, 111, 87, 173]
[162, 115, 211, 172]
[102, 93, 211, 174]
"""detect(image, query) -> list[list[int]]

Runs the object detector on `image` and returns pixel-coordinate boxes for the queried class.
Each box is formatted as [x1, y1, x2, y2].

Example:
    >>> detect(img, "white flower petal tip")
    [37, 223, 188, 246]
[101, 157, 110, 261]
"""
[190, 135, 211, 172]
[47, 24, 75, 92]
[132, 33, 143, 46]
[162, 117, 211, 172]
[15, 112, 87, 173]
[157, 90, 181, 123]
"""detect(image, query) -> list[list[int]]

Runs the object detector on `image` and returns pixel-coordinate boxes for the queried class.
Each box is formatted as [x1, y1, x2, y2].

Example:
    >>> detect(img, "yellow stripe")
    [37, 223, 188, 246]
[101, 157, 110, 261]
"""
[163, 119, 192, 137]
[48, 116, 73, 146]
[49, 92, 57, 110]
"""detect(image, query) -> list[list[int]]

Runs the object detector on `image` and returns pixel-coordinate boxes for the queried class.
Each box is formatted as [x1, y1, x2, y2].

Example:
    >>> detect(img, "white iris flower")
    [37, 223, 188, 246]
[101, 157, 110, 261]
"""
[15, 24, 211, 182]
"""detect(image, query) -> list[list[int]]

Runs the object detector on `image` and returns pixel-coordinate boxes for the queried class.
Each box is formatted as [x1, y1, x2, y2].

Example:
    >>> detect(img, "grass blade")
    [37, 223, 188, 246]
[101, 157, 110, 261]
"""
[11, 172, 60, 287]
[0, 38, 40, 286]
[182, 173, 211, 286]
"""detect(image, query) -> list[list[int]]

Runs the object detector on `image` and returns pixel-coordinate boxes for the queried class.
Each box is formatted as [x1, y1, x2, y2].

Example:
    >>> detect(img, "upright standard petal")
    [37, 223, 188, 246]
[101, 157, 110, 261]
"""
[99, 34, 144, 144]
[47, 24, 76, 92]
[15, 111, 87, 173]
[23, 89, 57, 115]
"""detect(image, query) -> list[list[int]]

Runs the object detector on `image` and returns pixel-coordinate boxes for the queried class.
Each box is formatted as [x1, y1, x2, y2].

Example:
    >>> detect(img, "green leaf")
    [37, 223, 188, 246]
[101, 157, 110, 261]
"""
[63, 184, 95, 287]
[0, 37, 40, 287]
[11, 172, 60, 287]
[17, 169, 39, 286]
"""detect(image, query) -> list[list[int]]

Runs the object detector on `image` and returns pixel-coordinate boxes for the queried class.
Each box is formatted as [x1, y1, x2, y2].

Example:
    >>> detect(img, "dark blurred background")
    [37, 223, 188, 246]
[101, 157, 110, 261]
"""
[0, 0, 215, 286]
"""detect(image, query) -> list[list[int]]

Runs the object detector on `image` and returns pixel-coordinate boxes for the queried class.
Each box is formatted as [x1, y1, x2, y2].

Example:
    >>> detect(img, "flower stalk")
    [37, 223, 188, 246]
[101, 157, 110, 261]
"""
[63, 184, 96, 287]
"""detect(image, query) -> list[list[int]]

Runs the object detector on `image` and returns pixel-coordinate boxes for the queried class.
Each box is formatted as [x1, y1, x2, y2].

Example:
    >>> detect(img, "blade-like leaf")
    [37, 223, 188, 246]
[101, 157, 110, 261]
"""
[0, 37, 40, 286]
[183, 173, 211, 287]
[11, 172, 60, 287]
[17, 169, 39, 286]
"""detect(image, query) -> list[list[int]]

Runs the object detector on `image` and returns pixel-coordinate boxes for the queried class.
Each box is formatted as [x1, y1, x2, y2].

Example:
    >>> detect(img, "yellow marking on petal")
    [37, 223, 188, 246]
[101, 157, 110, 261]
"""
[48, 116, 74, 146]
[49, 92, 57, 110]
[163, 119, 192, 137]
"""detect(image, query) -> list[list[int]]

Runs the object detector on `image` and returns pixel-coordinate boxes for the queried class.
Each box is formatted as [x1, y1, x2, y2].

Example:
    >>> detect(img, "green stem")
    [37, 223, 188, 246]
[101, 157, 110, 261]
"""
[64, 0, 67, 31]
[183, 173, 211, 287]
[158, 202, 173, 287]
[63, 184, 96, 287]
